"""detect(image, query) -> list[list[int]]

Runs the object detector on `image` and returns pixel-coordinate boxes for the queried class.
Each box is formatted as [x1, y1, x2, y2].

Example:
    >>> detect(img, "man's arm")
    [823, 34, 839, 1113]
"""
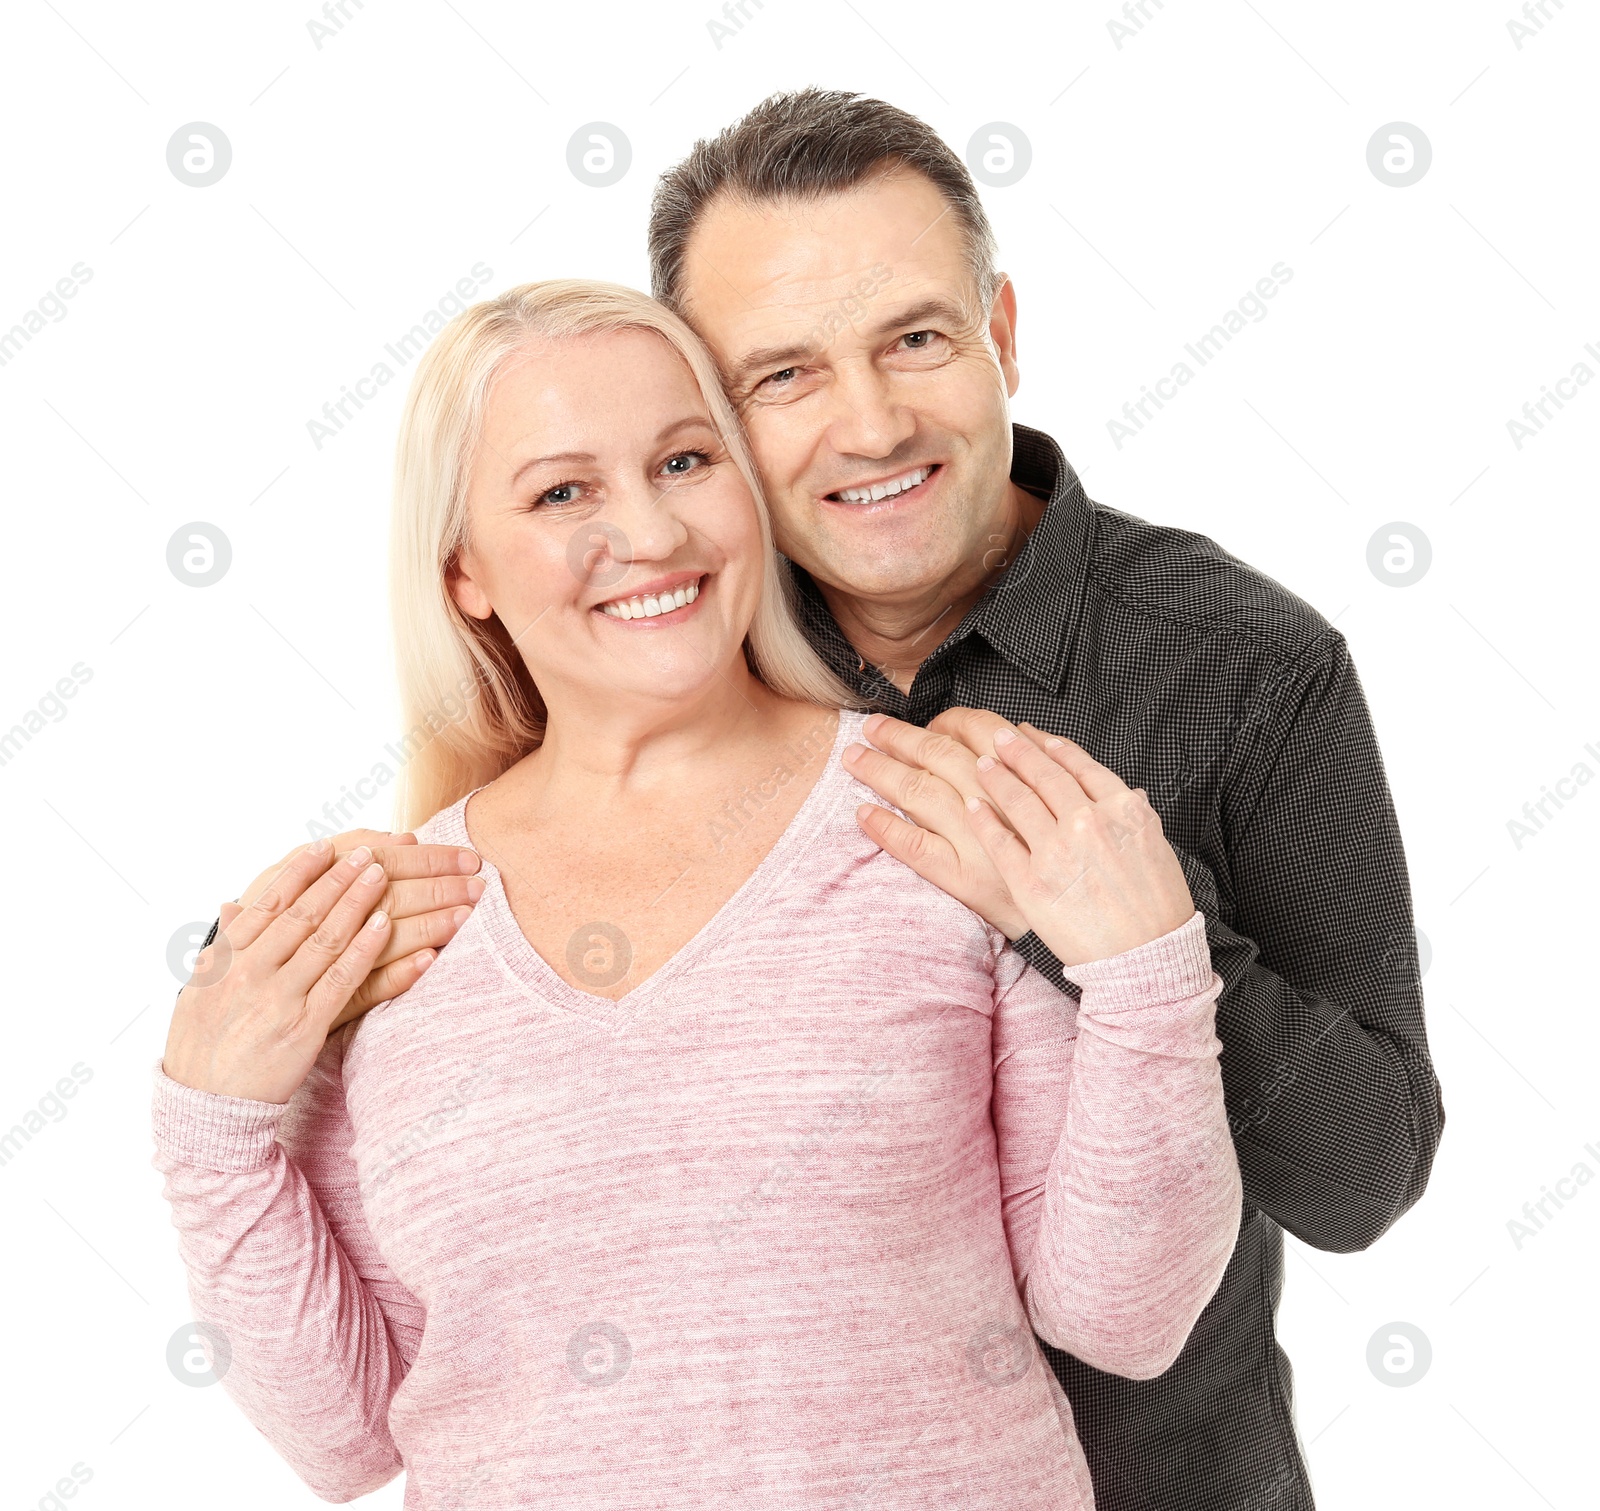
[1011, 634, 1443, 1252]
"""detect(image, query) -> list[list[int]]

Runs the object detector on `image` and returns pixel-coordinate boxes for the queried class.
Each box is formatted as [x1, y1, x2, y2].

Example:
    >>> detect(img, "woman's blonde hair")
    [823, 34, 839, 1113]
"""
[385, 277, 855, 831]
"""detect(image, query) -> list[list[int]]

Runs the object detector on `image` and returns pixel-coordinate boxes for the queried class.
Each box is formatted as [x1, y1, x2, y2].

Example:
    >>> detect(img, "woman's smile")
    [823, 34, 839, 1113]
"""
[593, 570, 708, 624]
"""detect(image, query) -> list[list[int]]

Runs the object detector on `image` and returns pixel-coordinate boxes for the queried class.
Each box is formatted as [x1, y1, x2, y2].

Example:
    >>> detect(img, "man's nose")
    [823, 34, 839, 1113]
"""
[823, 357, 916, 459]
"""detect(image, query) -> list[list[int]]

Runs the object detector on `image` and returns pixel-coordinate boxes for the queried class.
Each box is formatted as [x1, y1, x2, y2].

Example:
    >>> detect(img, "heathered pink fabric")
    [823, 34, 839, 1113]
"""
[151, 708, 1241, 1508]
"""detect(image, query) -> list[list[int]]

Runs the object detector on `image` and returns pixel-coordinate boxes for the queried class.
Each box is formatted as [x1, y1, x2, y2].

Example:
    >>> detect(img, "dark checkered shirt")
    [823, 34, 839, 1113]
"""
[786, 422, 1444, 1511]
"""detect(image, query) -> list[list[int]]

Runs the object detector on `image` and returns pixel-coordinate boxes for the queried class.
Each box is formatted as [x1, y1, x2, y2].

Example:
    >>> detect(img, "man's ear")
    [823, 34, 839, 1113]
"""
[988, 275, 1020, 397]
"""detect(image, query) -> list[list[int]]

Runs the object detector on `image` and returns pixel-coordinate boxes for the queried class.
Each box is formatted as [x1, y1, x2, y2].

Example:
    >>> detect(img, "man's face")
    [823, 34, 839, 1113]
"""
[680, 170, 1021, 610]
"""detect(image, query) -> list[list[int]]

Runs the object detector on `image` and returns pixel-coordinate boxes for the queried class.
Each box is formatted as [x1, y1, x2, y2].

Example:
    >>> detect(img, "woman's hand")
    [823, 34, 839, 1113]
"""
[165, 839, 408, 1103]
[226, 829, 482, 1027]
[966, 726, 1195, 969]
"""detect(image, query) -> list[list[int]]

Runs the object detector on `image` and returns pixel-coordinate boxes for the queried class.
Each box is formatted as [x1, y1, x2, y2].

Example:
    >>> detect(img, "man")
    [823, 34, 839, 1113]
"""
[210, 89, 1441, 1509]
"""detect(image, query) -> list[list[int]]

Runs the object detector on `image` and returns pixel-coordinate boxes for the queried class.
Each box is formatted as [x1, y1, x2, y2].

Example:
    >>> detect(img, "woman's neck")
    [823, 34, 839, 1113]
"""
[510, 665, 819, 811]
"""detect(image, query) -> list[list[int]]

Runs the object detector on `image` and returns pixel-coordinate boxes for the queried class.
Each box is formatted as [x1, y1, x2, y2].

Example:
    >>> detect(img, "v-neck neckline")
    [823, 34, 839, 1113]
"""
[439, 708, 856, 1028]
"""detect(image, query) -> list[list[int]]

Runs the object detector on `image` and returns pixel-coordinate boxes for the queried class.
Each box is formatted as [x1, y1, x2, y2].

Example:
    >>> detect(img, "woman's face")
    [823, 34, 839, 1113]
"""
[449, 328, 767, 722]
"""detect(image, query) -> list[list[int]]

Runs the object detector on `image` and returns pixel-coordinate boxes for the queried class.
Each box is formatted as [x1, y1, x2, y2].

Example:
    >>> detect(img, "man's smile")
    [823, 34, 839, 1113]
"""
[823, 462, 943, 514]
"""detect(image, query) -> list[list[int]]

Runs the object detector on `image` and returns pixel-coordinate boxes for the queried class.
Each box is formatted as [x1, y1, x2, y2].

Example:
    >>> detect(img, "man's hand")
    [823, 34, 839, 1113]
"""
[227, 829, 483, 1028]
[842, 709, 1030, 938]
[965, 727, 1195, 968]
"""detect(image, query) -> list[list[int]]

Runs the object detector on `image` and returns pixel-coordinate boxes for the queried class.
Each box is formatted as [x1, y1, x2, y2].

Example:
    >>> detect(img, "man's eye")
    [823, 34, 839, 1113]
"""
[762, 367, 798, 388]
[901, 330, 939, 349]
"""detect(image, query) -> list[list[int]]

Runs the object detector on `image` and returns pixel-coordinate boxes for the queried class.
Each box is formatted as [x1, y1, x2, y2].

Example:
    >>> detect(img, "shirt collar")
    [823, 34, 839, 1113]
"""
[788, 422, 1094, 698]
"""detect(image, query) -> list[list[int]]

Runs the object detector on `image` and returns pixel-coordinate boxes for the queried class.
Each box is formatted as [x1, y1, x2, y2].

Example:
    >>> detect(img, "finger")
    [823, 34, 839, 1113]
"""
[350, 840, 481, 885]
[218, 901, 244, 931]
[304, 904, 394, 1030]
[252, 843, 382, 972]
[328, 948, 439, 1030]
[963, 795, 1034, 893]
[843, 744, 970, 830]
[974, 750, 1059, 850]
[925, 706, 1017, 759]
[860, 714, 996, 793]
[229, 840, 344, 950]
[369, 870, 484, 926]
[855, 802, 965, 891]
[279, 853, 391, 995]
[1018, 725, 1130, 803]
[991, 728, 1092, 820]
[371, 902, 476, 971]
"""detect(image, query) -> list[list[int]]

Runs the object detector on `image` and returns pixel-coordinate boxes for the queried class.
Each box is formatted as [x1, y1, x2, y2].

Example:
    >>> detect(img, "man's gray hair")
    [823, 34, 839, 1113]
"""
[648, 88, 1001, 319]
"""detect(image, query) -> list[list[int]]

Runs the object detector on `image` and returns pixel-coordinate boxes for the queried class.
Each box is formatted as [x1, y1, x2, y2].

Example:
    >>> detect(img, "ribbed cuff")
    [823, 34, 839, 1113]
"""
[150, 1058, 287, 1172]
[1065, 910, 1214, 1011]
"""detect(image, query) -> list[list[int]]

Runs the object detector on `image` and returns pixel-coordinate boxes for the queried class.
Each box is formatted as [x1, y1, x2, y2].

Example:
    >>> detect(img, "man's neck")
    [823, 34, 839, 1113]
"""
[817, 479, 1048, 694]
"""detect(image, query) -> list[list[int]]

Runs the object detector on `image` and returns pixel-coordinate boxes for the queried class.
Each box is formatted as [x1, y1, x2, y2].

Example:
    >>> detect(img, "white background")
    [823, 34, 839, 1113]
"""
[1, 1, 1595, 1507]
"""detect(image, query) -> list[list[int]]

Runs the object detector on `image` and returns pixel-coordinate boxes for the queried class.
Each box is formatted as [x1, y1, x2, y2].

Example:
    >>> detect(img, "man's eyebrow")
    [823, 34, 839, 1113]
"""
[507, 415, 717, 486]
[729, 297, 974, 384]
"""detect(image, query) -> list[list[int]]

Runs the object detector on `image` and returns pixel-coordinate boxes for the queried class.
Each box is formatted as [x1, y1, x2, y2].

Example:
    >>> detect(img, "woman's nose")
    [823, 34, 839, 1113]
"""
[606, 476, 691, 562]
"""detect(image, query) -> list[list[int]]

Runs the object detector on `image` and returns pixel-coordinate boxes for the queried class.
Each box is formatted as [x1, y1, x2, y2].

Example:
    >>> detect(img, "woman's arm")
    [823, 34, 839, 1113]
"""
[989, 913, 1240, 1380]
[151, 1024, 423, 1500]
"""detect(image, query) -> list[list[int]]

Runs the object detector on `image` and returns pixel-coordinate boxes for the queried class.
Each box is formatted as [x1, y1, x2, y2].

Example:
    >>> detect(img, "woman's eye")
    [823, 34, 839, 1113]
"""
[660, 448, 712, 477]
[538, 482, 579, 506]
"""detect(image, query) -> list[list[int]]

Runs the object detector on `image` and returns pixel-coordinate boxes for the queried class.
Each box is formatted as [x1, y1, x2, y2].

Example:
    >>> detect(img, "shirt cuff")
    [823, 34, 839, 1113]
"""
[150, 1058, 287, 1172]
[1065, 910, 1214, 1012]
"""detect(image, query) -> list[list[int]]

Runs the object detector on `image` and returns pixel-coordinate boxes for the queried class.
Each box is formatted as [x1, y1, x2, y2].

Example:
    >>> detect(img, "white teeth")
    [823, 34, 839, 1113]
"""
[599, 577, 703, 619]
[834, 466, 931, 503]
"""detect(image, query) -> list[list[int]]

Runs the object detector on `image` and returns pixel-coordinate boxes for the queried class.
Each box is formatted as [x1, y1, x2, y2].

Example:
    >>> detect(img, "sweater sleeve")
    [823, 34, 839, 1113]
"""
[989, 910, 1242, 1381]
[149, 1026, 424, 1501]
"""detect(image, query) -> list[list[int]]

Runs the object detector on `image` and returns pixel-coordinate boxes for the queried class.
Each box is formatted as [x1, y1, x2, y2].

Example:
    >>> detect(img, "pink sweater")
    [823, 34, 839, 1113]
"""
[151, 709, 1240, 1508]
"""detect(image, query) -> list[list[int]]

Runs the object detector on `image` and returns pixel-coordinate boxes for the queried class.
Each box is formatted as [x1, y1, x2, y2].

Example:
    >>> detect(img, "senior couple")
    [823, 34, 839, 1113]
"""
[154, 90, 1442, 1509]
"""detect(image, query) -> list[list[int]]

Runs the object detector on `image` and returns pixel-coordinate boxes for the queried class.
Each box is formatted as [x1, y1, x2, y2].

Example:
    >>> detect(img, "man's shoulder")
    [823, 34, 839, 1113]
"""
[1081, 499, 1340, 674]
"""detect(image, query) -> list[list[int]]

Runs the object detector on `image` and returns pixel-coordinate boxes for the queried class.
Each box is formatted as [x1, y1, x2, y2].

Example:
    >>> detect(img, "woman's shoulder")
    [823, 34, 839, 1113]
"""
[408, 789, 477, 849]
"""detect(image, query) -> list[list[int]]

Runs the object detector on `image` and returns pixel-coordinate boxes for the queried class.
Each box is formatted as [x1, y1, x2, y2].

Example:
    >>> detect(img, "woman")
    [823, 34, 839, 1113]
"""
[153, 280, 1241, 1508]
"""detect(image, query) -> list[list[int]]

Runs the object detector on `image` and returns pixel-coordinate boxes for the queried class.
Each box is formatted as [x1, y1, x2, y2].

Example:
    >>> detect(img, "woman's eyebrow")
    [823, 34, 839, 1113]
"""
[507, 417, 717, 487]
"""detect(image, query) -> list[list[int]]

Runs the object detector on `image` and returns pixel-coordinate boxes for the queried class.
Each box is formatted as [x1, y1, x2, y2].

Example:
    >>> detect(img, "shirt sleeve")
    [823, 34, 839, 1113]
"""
[149, 1025, 423, 1500]
[990, 911, 1242, 1381]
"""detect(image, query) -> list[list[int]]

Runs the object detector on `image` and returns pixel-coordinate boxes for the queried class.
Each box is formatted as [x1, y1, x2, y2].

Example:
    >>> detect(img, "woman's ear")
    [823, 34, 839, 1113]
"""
[446, 551, 494, 622]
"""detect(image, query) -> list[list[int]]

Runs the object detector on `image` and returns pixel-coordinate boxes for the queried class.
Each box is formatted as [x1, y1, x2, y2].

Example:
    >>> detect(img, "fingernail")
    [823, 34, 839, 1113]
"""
[466, 876, 486, 900]
[993, 728, 1016, 746]
[366, 909, 389, 931]
[977, 755, 996, 771]
[361, 861, 384, 884]
[843, 743, 863, 763]
[309, 837, 332, 856]
[966, 795, 982, 811]
[347, 845, 372, 868]
[458, 849, 480, 874]
[1044, 737, 1064, 749]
